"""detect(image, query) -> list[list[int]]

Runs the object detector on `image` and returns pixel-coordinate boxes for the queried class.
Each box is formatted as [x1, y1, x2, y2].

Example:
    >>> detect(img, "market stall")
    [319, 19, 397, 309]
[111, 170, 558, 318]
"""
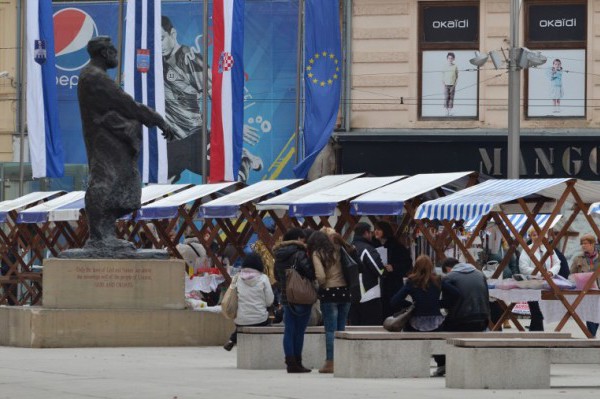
[135, 182, 239, 271]
[0, 191, 66, 305]
[349, 171, 478, 261]
[199, 179, 304, 282]
[282, 176, 405, 240]
[256, 173, 364, 240]
[415, 178, 600, 337]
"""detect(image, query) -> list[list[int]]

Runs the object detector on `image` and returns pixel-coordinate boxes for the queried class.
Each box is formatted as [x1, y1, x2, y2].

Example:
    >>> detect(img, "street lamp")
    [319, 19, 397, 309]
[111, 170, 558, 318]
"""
[469, 0, 546, 179]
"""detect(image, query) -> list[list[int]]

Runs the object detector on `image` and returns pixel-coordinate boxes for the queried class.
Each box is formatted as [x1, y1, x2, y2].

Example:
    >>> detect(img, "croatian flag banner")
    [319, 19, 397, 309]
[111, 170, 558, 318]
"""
[210, 0, 245, 182]
[26, 0, 65, 178]
[124, 0, 168, 183]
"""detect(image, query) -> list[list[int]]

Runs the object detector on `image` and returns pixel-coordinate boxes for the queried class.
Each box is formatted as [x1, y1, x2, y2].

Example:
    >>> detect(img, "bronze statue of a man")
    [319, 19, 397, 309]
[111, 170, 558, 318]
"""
[69, 36, 175, 257]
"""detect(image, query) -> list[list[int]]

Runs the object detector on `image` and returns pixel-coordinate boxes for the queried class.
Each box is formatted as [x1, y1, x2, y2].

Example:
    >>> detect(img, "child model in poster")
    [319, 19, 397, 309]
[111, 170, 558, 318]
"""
[442, 52, 459, 116]
[548, 59, 564, 113]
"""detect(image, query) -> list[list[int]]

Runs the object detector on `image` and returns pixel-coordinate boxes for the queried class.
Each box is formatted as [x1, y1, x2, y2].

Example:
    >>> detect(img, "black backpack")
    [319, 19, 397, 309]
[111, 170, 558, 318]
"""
[340, 246, 362, 303]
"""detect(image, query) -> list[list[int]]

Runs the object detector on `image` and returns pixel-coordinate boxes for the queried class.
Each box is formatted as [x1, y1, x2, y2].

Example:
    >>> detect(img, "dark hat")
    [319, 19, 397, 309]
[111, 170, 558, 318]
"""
[242, 252, 264, 272]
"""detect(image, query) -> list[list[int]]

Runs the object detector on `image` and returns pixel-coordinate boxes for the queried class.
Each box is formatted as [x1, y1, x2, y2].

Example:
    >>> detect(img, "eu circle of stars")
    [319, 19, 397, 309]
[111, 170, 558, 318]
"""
[307, 51, 340, 88]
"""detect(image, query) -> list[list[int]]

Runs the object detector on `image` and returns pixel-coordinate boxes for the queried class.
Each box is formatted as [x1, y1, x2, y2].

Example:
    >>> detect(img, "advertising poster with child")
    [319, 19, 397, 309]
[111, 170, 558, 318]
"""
[527, 49, 586, 118]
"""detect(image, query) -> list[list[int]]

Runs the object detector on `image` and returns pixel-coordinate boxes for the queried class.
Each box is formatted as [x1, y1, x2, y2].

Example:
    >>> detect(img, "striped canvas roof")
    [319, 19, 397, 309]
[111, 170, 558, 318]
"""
[463, 213, 562, 233]
[415, 179, 572, 221]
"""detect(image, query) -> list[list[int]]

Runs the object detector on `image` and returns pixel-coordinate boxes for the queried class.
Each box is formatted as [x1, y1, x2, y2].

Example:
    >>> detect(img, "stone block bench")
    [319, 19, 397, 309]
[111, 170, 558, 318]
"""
[333, 331, 571, 379]
[236, 325, 384, 369]
[446, 338, 600, 389]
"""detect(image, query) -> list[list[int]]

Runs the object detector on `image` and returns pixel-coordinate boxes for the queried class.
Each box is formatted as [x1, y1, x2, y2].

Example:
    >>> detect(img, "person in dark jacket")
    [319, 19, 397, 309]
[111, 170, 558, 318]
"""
[391, 255, 457, 332]
[350, 222, 385, 325]
[432, 258, 491, 377]
[273, 228, 315, 373]
[441, 260, 491, 331]
[374, 220, 412, 318]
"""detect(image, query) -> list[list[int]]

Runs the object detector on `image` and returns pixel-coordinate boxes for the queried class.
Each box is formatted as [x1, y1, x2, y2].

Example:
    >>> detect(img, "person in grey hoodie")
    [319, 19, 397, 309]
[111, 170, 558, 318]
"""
[441, 259, 491, 331]
[223, 252, 274, 351]
[431, 258, 491, 377]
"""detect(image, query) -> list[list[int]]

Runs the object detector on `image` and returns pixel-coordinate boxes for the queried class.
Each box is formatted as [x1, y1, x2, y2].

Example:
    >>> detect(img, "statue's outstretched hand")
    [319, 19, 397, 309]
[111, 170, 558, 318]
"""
[160, 123, 176, 142]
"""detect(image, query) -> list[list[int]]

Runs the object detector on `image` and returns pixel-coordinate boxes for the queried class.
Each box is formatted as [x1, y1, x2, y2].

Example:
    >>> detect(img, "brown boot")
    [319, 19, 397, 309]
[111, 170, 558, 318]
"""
[295, 356, 311, 373]
[285, 356, 305, 373]
[318, 360, 334, 374]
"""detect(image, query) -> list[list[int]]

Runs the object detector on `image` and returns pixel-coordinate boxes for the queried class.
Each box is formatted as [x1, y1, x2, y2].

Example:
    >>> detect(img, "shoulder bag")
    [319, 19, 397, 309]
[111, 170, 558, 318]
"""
[340, 246, 362, 303]
[221, 275, 239, 319]
[383, 304, 415, 332]
[286, 255, 317, 305]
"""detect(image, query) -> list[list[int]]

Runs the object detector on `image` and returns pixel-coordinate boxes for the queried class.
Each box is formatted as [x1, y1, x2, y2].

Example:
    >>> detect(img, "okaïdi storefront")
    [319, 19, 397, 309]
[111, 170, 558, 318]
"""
[339, 0, 595, 179]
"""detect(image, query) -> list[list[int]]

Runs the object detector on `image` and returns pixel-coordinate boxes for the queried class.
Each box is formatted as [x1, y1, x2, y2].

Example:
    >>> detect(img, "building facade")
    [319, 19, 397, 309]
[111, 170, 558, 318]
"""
[338, 0, 600, 179]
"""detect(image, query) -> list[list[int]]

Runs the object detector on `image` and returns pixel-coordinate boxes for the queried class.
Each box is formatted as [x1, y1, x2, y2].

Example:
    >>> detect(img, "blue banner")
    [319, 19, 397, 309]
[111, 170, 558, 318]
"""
[52, 0, 298, 185]
[293, 0, 341, 178]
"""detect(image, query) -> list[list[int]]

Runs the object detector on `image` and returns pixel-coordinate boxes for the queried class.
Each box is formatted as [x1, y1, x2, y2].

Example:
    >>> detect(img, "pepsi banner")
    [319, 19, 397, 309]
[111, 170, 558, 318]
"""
[53, 0, 299, 184]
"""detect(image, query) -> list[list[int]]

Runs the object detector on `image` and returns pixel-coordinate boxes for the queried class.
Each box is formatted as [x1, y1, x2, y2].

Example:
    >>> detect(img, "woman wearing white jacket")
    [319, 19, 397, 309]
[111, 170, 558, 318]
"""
[519, 229, 561, 277]
[224, 252, 274, 351]
[518, 229, 560, 331]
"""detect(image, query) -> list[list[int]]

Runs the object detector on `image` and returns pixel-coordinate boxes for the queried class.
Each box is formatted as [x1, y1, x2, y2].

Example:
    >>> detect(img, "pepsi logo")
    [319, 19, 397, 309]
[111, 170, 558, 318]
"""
[53, 8, 98, 72]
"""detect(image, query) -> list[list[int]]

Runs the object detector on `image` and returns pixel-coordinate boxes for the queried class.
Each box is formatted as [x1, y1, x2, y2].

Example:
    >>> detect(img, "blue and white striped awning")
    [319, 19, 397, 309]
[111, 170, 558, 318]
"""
[256, 173, 364, 211]
[0, 191, 65, 223]
[350, 172, 474, 216]
[588, 202, 600, 215]
[200, 179, 302, 218]
[463, 213, 562, 233]
[136, 182, 237, 220]
[16, 191, 86, 224]
[415, 179, 573, 221]
[289, 176, 406, 217]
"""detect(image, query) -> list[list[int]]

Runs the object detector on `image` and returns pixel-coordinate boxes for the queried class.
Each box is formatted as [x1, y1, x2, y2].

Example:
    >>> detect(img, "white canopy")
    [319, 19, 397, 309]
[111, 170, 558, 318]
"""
[350, 172, 474, 215]
[415, 178, 600, 221]
[256, 173, 364, 211]
[0, 191, 65, 223]
[140, 184, 193, 204]
[200, 179, 302, 218]
[136, 182, 237, 220]
[17, 191, 86, 224]
[289, 176, 406, 217]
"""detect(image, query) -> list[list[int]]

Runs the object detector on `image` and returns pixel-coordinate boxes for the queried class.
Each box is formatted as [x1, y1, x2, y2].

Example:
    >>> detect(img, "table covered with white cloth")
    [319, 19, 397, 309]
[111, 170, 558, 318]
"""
[490, 288, 600, 324]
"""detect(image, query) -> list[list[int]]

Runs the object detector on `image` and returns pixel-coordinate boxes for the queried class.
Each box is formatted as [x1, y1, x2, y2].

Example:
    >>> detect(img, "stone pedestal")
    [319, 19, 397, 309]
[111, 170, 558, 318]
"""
[0, 258, 234, 347]
[43, 258, 185, 309]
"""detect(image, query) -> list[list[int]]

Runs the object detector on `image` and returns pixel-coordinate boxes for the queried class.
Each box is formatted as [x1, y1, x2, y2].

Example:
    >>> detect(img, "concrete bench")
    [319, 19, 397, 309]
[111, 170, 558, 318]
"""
[446, 338, 600, 389]
[236, 325, 384, 369]
[333, 331, 572, 378]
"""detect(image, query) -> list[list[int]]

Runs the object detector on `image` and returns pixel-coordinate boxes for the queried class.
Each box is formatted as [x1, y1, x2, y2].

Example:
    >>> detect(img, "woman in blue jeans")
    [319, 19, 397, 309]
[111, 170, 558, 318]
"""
[274, 228, 315, 373]
[308, 229, 351, 374]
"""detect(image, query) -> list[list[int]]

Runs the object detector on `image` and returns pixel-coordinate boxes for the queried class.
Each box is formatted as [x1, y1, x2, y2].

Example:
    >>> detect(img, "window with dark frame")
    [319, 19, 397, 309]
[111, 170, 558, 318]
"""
[418, 1, 480, 120]
[524, 0, 587, 118]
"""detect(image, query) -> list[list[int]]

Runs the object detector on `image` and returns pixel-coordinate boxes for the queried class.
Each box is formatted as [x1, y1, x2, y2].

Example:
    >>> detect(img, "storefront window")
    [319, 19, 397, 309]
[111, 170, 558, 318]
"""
[419, 2, 480, 119]
[525, 1, 587, 118]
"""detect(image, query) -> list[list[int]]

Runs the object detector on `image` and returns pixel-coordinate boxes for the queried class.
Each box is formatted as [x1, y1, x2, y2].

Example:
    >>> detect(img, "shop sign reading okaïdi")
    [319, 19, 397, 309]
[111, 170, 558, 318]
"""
[422, 5, 478, 43]
[528, 4, 586, 42]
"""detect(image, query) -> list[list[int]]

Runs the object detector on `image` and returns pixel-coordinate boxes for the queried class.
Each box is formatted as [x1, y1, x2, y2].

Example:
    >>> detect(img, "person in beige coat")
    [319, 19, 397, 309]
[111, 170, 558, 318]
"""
[307, 230, 351, 374]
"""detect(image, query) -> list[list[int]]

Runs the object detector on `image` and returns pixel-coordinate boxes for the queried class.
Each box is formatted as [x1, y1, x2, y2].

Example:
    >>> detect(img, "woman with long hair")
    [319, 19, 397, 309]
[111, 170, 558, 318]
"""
[390, 255, 447, 332]
[274, 228, 315, 373]
[307, 229, 351, 374]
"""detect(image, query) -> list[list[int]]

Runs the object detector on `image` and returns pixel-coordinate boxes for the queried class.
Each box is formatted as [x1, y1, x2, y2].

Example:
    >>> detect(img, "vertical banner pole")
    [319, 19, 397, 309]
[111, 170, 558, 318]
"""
[202, 0, 210, 183]
[294, 0, 303, 164]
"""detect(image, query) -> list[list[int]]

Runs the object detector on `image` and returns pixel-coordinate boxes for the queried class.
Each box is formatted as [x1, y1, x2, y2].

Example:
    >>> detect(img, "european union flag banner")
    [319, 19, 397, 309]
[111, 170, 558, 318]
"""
[210, 0, 245, 182]
[293, 0, 341, 179]
[26, 0, 65, 178]
[124, 0, 168, 183]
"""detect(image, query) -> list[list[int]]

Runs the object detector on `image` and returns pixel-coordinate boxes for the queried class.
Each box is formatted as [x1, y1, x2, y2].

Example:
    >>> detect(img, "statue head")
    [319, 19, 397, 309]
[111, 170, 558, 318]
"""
[87, 36, 118, 69]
